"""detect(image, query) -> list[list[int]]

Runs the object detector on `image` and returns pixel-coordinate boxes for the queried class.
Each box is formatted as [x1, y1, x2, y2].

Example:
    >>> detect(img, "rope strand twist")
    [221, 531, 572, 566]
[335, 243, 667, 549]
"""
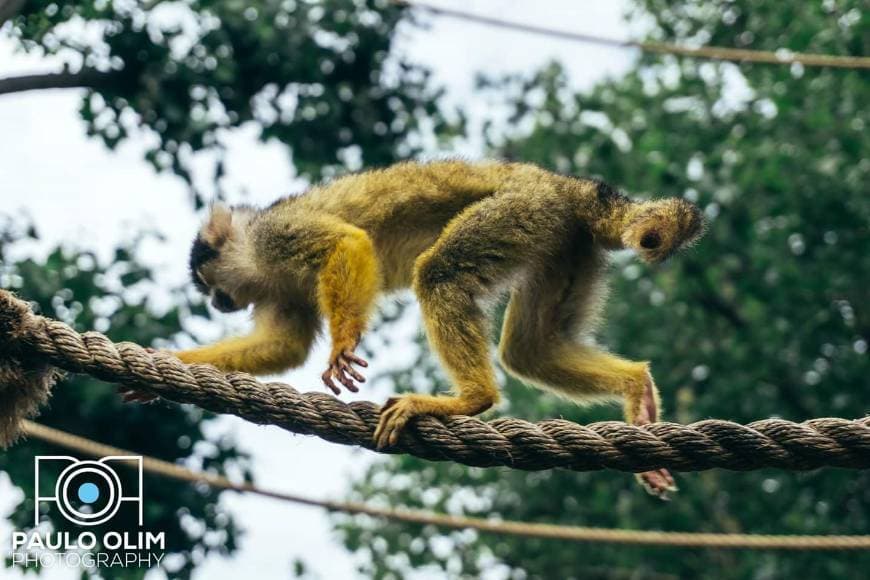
[1, 289, 869, 471]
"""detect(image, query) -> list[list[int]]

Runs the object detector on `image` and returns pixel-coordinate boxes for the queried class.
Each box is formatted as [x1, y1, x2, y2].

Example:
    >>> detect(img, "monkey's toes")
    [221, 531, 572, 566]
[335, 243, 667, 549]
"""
[341, 350, 368, 369]
[636, 469, 678, 500]
[374, 397, 416, 450]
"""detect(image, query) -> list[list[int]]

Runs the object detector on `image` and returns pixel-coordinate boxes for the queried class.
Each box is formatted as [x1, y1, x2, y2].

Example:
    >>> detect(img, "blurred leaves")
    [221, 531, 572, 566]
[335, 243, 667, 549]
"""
[5, 0, 451, 204]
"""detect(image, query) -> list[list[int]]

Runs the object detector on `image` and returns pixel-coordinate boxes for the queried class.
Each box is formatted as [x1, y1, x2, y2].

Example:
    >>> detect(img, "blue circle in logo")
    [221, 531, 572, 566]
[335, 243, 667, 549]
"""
[77, 482, 100, 504]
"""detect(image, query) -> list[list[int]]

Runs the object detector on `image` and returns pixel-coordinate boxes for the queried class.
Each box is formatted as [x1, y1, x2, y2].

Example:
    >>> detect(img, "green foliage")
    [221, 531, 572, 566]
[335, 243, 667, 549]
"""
[7, 0, 450, 203]
[0, 217, 250, 579]
[336, 1, 869, 578]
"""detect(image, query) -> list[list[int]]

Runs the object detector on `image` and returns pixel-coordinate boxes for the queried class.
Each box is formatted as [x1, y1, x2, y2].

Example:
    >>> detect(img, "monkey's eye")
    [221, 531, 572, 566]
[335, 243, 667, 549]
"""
[192, 269, 210, 294]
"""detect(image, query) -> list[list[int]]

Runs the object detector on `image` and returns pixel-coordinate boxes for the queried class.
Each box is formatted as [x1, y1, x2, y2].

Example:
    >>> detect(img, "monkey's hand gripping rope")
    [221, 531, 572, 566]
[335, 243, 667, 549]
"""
[1, 289, 869, 472]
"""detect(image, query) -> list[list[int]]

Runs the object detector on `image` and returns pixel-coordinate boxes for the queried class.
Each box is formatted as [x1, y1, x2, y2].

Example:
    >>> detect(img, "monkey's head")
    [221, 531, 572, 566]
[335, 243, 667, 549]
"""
[189, 204, 251, 313]
[622, 198, 706, 263]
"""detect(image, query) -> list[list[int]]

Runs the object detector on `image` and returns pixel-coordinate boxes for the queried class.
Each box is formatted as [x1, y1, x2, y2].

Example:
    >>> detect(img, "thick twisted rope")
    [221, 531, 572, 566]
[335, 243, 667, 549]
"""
[21, 420, 870, 550]
[1, 289, 870, 472]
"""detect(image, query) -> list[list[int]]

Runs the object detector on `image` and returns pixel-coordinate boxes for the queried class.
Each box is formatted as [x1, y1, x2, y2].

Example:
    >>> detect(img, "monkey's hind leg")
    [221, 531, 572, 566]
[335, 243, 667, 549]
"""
[498, 243, 676, 498]
[375, 190, 566, 449]
[373, 241, 502, 448]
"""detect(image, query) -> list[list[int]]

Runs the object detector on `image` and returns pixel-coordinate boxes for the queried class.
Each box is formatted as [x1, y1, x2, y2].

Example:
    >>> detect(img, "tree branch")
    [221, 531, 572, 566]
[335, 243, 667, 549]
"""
[0, 70, 112, 97]
[0, 0, 26, 26]
[682, 260, 747, 330]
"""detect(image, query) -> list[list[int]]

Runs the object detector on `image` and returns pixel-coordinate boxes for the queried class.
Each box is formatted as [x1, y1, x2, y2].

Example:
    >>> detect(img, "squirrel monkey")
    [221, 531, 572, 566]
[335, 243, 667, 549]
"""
[172, 160, 704, 498]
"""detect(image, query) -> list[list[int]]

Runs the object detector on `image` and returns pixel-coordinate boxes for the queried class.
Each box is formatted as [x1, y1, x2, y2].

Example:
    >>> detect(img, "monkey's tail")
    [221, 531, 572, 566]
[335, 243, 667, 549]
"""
[621, 198, 705, 263]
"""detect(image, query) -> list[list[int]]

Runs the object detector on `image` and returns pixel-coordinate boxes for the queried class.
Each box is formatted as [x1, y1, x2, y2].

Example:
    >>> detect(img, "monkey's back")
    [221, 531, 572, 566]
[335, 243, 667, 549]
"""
[292, 161, 525, 289]
[258, 160, 591, 291]
[302, 160, 510, 225]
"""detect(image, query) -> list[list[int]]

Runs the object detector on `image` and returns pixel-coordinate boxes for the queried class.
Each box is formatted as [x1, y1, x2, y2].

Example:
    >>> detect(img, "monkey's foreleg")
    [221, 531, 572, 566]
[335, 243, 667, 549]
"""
[175, 331, 310, 375]
[175, 307, 317, 375]
[121, 334, 308, 402]
[317, 227, 380, 394]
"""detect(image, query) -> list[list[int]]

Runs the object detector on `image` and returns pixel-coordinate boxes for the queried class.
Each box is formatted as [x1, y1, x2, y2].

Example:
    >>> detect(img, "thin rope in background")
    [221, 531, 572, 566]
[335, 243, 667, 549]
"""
[397, 1, 870, 70]
[18, 420, 870, 550]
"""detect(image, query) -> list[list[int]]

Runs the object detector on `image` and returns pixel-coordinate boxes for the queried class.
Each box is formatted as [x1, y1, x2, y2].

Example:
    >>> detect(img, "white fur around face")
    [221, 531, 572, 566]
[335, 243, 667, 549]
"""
[198, 206, 263, 304]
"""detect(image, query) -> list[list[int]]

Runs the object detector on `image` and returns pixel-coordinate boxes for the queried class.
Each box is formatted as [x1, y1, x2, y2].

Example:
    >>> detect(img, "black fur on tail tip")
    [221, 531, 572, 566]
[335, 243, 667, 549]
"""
[593, 179, 627, 204]
[640, 231, 662, 249]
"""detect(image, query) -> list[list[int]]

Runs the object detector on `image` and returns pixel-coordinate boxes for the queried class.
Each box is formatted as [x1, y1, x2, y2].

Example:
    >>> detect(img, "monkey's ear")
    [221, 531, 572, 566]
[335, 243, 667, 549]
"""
[203, 204, 233, 246]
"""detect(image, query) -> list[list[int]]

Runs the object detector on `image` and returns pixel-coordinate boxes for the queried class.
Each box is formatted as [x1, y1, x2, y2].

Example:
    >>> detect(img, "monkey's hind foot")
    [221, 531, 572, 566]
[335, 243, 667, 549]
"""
[374, 395, 419, 450]
[374, 393, 494, 450]
[634, 371, 678, 500]
[635, 470, 678, 500]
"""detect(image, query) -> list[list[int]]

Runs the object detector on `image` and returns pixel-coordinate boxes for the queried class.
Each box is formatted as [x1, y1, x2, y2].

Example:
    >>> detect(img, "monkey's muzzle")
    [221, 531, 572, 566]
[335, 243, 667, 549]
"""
[211, 290, 242, 313]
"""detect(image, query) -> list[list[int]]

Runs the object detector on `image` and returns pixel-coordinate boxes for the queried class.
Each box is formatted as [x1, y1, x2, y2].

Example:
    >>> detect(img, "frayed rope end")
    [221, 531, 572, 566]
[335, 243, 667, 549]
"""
[0, 289, 61, 448]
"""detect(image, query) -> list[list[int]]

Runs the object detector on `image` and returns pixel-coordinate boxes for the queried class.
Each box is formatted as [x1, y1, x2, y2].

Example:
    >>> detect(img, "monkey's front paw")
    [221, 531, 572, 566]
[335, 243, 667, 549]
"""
[117, 347, 160, 403]
[118, 387, 158, 404]
[635, 469, 678, 501]
[374, 396, 421, 449]
[322, 349, 369, 395]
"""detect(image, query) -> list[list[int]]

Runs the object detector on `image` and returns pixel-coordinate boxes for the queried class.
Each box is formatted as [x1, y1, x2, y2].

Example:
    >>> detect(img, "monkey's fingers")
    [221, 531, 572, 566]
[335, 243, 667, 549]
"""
[335, 364, 360, 393]
[338, 356, 366, 383]
[636, 469, 678, 500]
[321, 368, 342, 395]
[660, 469, 677, 489]
[341, 350, 368, 368]
[120, 389, 157, 403]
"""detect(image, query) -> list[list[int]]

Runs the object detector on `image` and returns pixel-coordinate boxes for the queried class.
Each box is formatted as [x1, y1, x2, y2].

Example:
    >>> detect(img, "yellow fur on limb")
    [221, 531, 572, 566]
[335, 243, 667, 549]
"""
[316, 224, 381, 363]
[176, 306, 317, 375]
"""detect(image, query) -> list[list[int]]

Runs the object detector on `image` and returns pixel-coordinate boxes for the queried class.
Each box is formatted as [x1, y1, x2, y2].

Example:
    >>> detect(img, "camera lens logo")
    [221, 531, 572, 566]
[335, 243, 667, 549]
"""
[35, 456, 143, 527]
